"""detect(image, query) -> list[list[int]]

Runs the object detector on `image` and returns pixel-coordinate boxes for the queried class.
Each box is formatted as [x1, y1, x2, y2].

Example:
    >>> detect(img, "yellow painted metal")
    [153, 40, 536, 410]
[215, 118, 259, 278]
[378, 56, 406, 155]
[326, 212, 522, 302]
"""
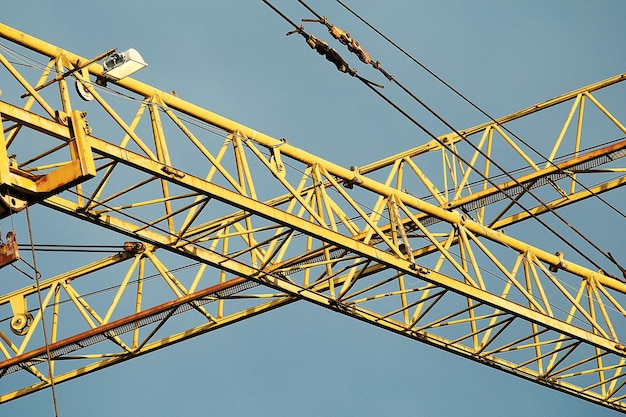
[0, 90, 620, 368]
[0, 252, 135, 311]
[1, 90, 620, 404]
[81, 127, 626, 292]
[2, 89, 625, 405]
[0, 51, 56, 118]
[0, 106, 95, 203]
[1, 22, 626, 412]
[0, 292, 297, 403]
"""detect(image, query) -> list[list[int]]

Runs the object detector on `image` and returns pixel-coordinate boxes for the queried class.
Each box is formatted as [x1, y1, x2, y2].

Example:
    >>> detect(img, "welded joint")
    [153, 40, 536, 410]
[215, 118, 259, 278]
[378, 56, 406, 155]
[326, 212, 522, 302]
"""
[538, 374, 558, 387]
[328, 297, 356, 314]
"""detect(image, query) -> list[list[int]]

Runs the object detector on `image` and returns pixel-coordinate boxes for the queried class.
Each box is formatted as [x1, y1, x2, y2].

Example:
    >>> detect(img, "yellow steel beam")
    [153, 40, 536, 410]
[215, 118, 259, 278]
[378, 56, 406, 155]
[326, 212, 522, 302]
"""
[2, 100, 623, 295]
[1, 22, 626, 412]
[1, 21, 624, 185]
[1, 87, 625, 344]
[32, 142, 625, 354]
[0, 278, 296, 403]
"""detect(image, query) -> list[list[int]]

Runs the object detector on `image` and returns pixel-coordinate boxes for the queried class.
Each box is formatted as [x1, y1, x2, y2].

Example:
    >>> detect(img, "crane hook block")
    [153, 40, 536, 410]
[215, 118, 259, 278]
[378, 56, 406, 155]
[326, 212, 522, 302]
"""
[0, 231, 19, 269]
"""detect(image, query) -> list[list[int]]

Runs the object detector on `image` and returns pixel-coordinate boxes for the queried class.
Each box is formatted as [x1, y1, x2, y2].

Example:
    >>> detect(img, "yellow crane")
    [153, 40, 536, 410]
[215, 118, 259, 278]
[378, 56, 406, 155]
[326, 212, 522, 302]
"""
[0, 5, 625, 414]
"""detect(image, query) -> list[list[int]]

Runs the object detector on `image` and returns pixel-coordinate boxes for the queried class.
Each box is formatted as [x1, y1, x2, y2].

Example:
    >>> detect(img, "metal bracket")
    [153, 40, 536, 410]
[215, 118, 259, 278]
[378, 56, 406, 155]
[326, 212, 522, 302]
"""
[549, 251, 566, 273]
[123, 241, 146, 254]
[0, 104, 96, 219]
[0, 189, 28, 218]
[8, 294, 32, 336]
[270, 142, 286, 179]
[343, 165, 363, 189]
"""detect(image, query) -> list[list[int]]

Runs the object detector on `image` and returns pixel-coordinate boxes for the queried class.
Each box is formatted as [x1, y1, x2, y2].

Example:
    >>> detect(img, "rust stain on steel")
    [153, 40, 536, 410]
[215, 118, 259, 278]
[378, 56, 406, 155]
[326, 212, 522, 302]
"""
[0, 232, 19, 268]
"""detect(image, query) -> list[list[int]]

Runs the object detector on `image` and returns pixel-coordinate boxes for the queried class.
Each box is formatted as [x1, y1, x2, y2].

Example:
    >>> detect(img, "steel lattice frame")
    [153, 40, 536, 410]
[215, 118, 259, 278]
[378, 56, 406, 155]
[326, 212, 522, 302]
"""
[0, 23, 626, 411]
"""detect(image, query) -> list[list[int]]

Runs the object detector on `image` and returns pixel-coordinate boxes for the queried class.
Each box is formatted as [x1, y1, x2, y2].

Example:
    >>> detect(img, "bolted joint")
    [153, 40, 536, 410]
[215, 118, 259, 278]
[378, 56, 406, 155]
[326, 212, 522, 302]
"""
[123, 241, 146, 254]
[76, 111, 93, 135]
[343, 165, 363, 189]
[549, 251, 566, 273]
[55, 110, 69, 125]
[416, 266, 429, 275]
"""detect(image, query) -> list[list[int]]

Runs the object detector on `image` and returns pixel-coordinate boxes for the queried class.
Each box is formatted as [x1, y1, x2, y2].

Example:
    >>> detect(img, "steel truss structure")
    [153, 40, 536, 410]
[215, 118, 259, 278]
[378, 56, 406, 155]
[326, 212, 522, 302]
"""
[0, 23, 626, 411]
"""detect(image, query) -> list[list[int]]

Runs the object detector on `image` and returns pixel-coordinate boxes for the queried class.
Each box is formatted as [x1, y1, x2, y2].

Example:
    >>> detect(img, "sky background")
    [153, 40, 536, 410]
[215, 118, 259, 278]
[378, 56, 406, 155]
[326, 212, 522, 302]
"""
[1, 1, 626, 416]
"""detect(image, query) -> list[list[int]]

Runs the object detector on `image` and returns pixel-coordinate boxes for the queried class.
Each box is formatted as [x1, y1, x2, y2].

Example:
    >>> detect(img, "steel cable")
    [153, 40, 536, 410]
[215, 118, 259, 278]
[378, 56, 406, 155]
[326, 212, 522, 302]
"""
[267, 0, 623, 275]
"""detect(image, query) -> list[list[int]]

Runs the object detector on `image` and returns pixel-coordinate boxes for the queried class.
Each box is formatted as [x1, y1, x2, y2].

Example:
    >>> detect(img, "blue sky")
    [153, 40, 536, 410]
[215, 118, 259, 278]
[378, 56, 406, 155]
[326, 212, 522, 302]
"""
[1, 1, 626, 416]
